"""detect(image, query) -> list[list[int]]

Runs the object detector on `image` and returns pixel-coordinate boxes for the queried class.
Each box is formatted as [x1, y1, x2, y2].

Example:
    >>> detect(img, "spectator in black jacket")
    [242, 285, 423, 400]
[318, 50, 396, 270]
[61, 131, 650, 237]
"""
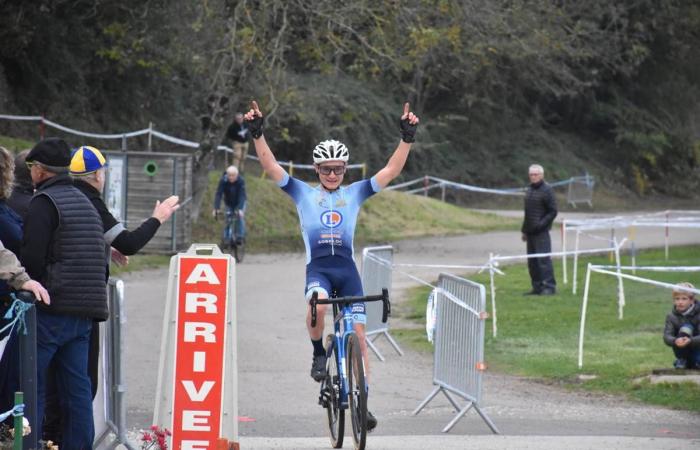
[43, 145, 180, 444]
[663, 282, 700, 370]
[21, 138, 106, 448]
[521, 164, 558, 295]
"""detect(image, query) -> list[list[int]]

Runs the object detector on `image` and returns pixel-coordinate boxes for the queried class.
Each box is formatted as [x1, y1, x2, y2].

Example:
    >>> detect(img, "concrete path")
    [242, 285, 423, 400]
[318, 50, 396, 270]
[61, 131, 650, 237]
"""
[118, 209, 700, 448]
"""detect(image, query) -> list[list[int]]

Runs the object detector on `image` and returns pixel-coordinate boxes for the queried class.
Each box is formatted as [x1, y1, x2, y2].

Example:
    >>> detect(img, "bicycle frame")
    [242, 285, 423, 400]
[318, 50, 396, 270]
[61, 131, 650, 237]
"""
[310, 290, 389, 408]
[222, 208, 240, 245]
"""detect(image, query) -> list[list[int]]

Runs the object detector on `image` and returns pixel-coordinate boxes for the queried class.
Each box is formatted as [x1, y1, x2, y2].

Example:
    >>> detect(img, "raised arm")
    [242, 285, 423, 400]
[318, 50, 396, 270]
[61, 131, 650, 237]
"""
[244, 101, 287, 184]
[374, 102, 420, 189]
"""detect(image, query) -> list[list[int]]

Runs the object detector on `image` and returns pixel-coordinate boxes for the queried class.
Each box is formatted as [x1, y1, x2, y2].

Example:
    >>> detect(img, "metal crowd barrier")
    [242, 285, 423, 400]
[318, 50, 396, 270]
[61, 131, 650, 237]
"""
[413, 273, 499, 433]
[566, 174, 595, 208]
[360, 246, 403, 361]
[94, 278, 137, 450]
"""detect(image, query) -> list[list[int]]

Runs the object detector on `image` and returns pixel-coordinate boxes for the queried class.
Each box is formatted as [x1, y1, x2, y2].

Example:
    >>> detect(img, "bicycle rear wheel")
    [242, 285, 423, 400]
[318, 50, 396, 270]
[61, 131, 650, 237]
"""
[324, 335, 344, 448]
[347, 333, 367, 450]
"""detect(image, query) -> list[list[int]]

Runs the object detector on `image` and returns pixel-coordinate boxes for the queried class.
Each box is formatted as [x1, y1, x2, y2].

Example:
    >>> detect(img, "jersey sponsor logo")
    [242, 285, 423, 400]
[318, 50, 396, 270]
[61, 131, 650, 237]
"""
[320, 210, 343, 227]
[352, 304, 365, 314]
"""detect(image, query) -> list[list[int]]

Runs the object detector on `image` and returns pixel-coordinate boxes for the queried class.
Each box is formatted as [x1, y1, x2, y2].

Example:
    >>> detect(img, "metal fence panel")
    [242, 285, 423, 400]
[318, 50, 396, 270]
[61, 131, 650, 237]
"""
[94, 278, 137, 449]
[434, 273, 485, 404]
[361, 246, 403, 360]
[567, 175, 595, 207]
[414, 273, 498, 433]
[361, 246, 393, 333]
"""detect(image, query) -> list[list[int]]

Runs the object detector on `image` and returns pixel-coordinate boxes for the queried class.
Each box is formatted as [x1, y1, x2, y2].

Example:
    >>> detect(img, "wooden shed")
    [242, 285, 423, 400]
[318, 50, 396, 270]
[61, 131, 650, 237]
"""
[103, 150, 193, 253]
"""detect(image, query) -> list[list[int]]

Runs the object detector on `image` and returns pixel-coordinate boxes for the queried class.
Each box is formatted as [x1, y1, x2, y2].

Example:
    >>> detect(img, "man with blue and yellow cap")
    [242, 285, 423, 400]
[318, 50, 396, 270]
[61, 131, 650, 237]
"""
[42, 145, 180, 445]
[70, 145, 180, 258]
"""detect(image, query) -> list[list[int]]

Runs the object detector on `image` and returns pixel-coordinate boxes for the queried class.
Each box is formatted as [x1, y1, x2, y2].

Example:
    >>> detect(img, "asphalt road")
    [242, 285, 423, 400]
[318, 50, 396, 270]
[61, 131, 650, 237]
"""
[119, 210, 700, 448]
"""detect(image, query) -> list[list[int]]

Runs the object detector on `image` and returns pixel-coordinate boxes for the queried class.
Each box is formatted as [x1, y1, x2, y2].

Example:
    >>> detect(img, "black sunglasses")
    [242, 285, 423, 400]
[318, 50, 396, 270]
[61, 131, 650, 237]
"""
[318, 165, 346, 176]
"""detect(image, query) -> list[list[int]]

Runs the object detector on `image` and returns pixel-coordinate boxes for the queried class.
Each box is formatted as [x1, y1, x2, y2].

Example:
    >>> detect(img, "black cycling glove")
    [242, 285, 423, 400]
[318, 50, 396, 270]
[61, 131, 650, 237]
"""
[247, 114, 264, 139]
[399, 116, 417, 143]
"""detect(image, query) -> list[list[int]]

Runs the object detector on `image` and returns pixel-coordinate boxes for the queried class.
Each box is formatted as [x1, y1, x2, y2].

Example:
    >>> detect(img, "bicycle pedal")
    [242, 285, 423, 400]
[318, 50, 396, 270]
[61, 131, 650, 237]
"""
[318, 385, 331, 407]
[318, 391, 330, 408]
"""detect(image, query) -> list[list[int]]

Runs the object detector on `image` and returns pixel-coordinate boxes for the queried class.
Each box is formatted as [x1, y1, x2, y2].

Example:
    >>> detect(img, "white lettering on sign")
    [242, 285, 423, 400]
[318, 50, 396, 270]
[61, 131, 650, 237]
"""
[182, 410, 212, 431]
[184, 322, 216, 343]
[181, 441, 209, 450]
[185, 263, 221, 285]
[182, 380, 215, 402]
[185, 293, 218, 314]
[193, 351, 206, 372]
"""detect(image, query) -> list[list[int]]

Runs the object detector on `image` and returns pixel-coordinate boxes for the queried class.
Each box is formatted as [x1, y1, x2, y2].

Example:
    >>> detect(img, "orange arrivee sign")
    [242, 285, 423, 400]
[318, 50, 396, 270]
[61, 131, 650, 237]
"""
[170, 256, 230, 449]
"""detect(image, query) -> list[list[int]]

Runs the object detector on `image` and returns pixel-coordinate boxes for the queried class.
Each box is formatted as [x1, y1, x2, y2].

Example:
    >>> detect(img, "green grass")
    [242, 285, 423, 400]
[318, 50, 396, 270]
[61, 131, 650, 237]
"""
[193, 171, 521, 252]
[396, 245, 700, 411]
[0, 135, 34, 153]
[109, 254, 172, 276]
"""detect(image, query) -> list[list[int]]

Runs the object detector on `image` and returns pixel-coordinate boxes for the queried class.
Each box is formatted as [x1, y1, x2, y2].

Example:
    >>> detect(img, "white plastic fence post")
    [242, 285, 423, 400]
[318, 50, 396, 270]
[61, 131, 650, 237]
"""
[578, 263, 593, 369]
[562, 221, 568, 285]
[572, 229, 581, 294]
[614, 238, 625, 320]
[489, 253, 497, 338]
[629, 225, 636, 274]
[665, 212, 669, 260]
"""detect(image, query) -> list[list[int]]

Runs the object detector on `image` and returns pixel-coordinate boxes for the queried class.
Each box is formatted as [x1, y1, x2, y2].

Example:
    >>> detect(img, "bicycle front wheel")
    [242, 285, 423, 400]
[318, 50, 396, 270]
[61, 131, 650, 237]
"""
[233, 241, 245, 263]
[347, 333, 367, 450]
[325, 335, 344, 448]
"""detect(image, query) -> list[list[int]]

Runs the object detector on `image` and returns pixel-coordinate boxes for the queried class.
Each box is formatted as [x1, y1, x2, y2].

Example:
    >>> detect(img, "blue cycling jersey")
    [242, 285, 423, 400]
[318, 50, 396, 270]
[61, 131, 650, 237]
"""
[278, 172, 381, 264]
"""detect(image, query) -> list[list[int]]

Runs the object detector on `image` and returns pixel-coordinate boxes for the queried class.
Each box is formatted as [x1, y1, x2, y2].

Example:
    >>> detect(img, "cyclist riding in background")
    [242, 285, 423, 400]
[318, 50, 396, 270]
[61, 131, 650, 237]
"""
[213, 165, 247, 245]
[244, 100, 419, 431]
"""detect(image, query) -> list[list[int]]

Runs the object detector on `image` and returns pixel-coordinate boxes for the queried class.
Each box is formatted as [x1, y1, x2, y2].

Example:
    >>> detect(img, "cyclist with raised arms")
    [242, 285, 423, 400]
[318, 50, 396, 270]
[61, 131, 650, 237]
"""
[244, 100, 419, 431]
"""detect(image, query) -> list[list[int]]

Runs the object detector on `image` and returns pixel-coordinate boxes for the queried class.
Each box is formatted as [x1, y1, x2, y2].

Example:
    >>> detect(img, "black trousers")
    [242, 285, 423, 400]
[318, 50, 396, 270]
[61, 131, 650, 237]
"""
[526, 231, 556, 292]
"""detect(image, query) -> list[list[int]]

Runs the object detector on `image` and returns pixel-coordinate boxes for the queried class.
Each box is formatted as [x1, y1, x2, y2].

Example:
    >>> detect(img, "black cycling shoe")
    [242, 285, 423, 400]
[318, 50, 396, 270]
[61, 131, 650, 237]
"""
[311, 355, 327, 382]
[367, 411, 378, 431]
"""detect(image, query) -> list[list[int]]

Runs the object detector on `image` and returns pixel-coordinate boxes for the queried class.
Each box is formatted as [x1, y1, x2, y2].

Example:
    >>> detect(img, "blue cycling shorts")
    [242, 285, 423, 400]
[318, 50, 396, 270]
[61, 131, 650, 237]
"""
[305, 255, 366, 325]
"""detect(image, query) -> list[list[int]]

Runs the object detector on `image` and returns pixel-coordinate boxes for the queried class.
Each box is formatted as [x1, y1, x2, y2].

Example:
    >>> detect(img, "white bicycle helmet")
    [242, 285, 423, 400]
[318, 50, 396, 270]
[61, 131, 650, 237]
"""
[313, 139, 349, 164]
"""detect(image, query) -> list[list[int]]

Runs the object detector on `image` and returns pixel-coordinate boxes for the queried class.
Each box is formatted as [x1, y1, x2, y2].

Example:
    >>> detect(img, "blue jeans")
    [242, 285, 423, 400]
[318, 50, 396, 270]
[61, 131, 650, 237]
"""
[224, 207, 246, 241]
[36, 311, 94, 449]
[673, 344, 700, 367]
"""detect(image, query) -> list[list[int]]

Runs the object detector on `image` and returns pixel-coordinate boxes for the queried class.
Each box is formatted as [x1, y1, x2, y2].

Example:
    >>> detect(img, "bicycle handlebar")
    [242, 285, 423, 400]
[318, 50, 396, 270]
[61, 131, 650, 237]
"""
[309, 288, 390, 328]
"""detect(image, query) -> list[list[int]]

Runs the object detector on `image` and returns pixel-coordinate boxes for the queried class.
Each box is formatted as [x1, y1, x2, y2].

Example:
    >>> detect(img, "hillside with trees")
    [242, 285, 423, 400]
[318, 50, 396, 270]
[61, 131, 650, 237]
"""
[1, 0, 699, 199]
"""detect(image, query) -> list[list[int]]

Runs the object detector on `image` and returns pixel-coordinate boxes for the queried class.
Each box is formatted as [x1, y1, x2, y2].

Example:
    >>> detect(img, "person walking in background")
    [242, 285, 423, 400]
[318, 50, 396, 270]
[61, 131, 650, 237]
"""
[663, 282, 700, 370]
[521, 164, 558, 295]
[225, 112, 250, 170]
[7, 149, 33, 219]
[20, 138, 107, 449]
[213, 165, 246, 245]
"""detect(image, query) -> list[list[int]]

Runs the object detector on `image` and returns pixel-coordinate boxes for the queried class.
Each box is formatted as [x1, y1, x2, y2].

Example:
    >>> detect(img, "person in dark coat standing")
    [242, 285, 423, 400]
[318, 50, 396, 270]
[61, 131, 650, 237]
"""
[7, 149, 33, 220]
[20, 138, 107, 449]
[42, 145, 181, 444]
[521, 164, 558, 295]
